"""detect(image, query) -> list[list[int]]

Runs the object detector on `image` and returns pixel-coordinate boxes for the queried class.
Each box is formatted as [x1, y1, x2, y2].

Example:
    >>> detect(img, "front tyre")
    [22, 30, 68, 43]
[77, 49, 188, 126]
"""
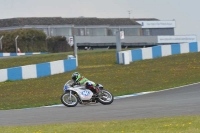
[97, 90, 114, 105]
[61, 93, 78, 107]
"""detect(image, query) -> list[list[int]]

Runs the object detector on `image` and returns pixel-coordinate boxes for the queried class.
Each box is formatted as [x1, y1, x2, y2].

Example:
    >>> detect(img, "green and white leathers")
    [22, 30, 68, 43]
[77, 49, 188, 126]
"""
[71, 72, 96, 86]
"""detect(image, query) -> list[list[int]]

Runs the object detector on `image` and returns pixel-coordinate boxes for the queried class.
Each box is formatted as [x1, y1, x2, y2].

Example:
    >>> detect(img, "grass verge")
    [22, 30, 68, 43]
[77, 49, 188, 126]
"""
[0, 52, 73, 69]
[0, 116, 200, 133]
[0, 50, 200, 110]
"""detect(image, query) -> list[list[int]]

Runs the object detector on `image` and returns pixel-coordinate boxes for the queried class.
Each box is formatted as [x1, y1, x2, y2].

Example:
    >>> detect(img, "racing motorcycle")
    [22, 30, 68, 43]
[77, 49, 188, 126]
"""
[61, 80, 114, 107]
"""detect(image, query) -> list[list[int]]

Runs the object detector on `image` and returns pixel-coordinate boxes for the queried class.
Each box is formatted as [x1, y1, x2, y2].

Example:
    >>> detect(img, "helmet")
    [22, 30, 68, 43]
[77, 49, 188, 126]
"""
[72, 72, 81, 82]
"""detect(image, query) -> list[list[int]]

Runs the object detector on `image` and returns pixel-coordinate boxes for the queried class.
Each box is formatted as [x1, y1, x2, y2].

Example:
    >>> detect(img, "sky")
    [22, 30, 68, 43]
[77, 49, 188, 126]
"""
[0, 0, 199, 41]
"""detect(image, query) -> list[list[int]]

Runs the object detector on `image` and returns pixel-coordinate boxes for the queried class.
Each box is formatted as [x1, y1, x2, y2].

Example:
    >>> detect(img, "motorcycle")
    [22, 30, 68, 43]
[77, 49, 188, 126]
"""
[61, 80, 114, 107]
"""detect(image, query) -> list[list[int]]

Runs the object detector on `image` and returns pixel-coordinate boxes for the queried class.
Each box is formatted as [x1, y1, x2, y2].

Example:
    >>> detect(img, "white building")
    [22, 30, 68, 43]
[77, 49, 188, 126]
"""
[0, 17, 196, 48]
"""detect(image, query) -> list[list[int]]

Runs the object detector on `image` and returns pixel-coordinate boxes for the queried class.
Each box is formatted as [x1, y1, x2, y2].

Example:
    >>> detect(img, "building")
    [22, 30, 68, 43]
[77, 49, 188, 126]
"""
[0, 17, 197, 48]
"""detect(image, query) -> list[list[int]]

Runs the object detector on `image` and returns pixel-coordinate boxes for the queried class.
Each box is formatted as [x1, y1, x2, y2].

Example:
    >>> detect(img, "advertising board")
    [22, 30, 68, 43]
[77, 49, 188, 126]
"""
[157, 36, 197, 43]
[136, 21, 176, 28]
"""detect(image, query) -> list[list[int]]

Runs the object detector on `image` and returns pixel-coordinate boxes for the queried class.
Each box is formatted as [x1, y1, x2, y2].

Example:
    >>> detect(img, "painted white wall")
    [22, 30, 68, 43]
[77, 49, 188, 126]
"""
[128, 50, 132, 62]
[0, 58, 76, 83]
[180, 43, 189, 53]
[161, 45, 172, 56]
[198, 42, 200, 52]
[118, 51, 124, 64]
[32, 52, 41, 55]
[0, 69, 8, 82]
[122, 52, 130, 65]
[17, 53, 25, 56]
[22, 65, 37, 79]
[50, 60, 64, 75]
[118, 51, 131, 64]
[142, 47, 153, 60]
[3, 53, 10, 56]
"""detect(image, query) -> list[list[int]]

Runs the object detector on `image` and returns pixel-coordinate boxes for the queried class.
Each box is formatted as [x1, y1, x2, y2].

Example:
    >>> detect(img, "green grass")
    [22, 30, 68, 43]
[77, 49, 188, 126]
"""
[0, 52, 73, 69]
[1, 116, 200, 133]
[1, 50, 200, 110]
[0, 49, 127, 69]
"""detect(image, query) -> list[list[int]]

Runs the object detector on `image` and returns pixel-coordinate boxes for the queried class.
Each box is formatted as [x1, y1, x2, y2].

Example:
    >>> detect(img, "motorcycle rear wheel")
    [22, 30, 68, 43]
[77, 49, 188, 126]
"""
[61, 93, 78, 107]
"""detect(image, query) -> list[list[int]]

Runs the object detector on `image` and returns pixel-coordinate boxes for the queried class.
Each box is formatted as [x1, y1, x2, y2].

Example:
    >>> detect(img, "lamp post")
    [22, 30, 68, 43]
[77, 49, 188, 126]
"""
[15, 35, 19, 53]
[0, 36, 4, 50]
[46, 36, 51, 50]
[116, 30, 122, 52]
[73, 35, 78, 66]
[128, 10, 132, 19]
[31, 36, 35, 45]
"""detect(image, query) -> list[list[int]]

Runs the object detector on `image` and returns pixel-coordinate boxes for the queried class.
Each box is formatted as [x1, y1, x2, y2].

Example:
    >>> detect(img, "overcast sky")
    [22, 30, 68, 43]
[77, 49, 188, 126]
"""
[0, 0, 199, 41]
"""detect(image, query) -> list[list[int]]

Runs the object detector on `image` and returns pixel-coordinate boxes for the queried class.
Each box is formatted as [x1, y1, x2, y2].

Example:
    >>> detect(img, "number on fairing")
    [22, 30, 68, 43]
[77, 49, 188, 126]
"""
[81, 90, 90, 96]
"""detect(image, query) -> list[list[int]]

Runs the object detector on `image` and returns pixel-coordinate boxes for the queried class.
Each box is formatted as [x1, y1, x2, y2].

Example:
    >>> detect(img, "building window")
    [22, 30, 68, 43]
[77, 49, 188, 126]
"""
[86, 28, 93, 36]
[93, 28, 106, 36]
[120, 28, 140, 36]
[74, 28, 85, 36]
[50, 28, 72, 36]
[36, 28, 48, 36]
[108, 28, 119, 36]
[86, 28, 107, 36]
[149, 28, 174, 36]
[143, 29, 150, 36]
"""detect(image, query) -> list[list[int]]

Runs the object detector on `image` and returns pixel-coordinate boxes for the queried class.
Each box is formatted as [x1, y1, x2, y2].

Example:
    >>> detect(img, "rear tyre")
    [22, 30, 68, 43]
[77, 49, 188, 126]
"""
[61, 93, 78, 107]
[97, 90, 114, 105]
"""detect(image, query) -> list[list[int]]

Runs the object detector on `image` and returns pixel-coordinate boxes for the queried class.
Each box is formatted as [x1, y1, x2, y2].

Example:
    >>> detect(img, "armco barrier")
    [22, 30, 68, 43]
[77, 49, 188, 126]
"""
[117, 42, 200, 65]
[0, 56, 77, 82]
[0, 52, 47, 57]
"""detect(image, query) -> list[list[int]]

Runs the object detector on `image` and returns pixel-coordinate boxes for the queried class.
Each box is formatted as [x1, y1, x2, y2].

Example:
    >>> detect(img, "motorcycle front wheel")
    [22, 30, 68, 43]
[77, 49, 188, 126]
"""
[61, 93, 78, 107]
[97, 90, 114, 105]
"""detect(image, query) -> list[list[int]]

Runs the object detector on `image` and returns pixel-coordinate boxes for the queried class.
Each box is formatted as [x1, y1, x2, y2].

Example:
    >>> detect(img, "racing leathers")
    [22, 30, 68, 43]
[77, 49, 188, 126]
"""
[74, 76, 98, 94]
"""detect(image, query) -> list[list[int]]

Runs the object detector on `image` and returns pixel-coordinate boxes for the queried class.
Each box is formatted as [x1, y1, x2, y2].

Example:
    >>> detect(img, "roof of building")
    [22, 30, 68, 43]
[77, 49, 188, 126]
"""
[133, 18, 159, 21]
[0, 17, 141, 28]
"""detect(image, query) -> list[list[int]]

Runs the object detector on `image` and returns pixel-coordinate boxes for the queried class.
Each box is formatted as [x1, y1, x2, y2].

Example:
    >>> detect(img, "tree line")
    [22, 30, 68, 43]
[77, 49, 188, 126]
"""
[0, 29, 73, 53]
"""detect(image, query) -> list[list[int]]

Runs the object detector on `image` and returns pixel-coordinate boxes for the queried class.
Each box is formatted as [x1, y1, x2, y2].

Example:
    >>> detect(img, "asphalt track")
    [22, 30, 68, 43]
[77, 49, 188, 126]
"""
[0, 83, 200, 126]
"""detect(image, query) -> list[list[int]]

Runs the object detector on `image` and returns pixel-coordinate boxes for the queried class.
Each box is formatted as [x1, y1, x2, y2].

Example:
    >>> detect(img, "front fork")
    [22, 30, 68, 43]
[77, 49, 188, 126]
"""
[69, 90, 72, 100]
[69, 90, 82, 104]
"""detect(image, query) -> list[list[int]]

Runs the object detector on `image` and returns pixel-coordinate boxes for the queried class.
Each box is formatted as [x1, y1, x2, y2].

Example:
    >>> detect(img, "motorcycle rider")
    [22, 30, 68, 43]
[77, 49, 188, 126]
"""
[71, 72, 99, 95]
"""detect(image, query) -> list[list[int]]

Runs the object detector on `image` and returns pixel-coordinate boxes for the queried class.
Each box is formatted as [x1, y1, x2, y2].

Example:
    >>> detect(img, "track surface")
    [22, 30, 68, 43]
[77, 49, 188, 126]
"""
[0, 83, 200, 126]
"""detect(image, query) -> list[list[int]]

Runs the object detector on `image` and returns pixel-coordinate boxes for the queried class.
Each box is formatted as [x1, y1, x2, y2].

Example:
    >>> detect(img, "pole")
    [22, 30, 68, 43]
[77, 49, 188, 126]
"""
[116, 30, 122, 64]
[0, 36, 4, 50]
[116, 30, 122, 52]
[73, 35, 78, 66]
[128, 10, 132, 19]
[15, 35, 19, 53]
[31, 36, 35, 45]
[46, 36, 50, 51]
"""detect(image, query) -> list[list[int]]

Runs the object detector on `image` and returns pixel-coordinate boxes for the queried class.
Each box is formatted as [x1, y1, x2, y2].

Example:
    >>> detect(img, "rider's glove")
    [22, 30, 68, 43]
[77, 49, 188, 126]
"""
[72, 82, 80, 86]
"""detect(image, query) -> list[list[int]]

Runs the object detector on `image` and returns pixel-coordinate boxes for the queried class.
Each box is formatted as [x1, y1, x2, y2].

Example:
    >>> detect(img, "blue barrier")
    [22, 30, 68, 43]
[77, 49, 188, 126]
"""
[132, 49, 142, 61]
[36, 63, 51, 78]
[0, 52, 47, 57]
[171, 44, 180, 55]
[152, 46, 162, 58]
[189, 42, 198, 52]
[7, 67, 22, 81]
[117, 42, 199, 64]
[0, 57, 77, 82]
